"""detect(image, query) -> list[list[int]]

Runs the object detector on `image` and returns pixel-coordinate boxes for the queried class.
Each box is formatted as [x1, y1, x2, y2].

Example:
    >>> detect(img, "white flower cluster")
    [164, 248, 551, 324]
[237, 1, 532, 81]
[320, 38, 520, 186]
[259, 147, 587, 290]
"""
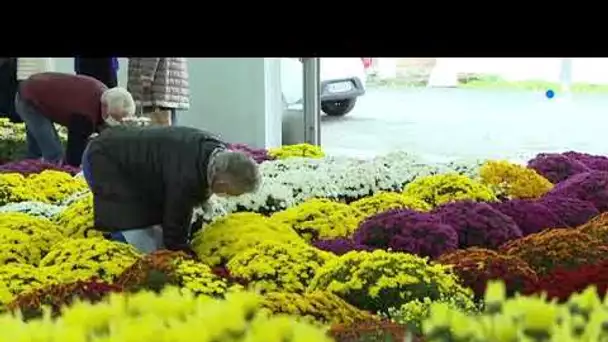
[0, 201, 64, 218]
[60, 189, 90, 206]
[196, 151, 483, 222]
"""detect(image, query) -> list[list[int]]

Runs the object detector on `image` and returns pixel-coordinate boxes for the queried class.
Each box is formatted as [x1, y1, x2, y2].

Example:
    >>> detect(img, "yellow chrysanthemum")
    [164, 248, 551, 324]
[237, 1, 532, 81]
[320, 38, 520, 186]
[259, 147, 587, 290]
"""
[421, 281, 608, 342]
[0, 287, 332, 342]
[479, 160, 553, 199]
[271, 198, 364, 242]
[227, 240, 334, 293]
[268, 144, 325, 160]
[0, 212, 64, 263]
[39, 237, 141, 283]
[0, 263, 59, 304]
[52, 193, 101, 238]
[309, 250, 473, 314]
[403, 173, 496, 207]
[350, 191, 431, 218]
[191, 212, 302, 266]
[26, 170, 88, 204]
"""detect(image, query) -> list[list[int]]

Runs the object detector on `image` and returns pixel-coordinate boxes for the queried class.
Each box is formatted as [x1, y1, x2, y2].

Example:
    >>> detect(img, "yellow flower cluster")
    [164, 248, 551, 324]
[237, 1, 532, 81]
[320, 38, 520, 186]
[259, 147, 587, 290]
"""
[0, 174, 35, 205]
[268, 143, 326, 159]
[423, 281, 608, 341]
[52, 193, 101, 238]
[173, 258, 229, 297]
[0, 229, 33, 265]
[39, 238, 141, 283]
[0, 171, 87, 205]
[0, 212, 64, 264]
[27, 170, 89, 203]
[387, 295, 478, 335]
[479, 160, 553, 199]
[350, 191, 431, 218]
[308, 250, 474, 313]
[227, 240, 334, 293]
[271, 198, 364, 241]
[192, 212, 302, 266]
[403, 173, 497, 207]
[261, 291, 378, 325]
[0, 263, 58, 303]
[0, 287, 332, 342]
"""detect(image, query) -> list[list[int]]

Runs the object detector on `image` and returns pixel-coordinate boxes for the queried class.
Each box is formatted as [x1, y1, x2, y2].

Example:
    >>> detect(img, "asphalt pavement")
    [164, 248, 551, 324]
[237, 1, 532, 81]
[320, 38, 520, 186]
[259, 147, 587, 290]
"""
[321, 87, 608, 162]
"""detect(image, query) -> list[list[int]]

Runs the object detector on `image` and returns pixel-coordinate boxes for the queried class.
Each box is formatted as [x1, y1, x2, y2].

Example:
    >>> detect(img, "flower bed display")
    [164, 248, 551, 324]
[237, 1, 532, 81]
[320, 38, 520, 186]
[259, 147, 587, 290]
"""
[0, 123, 607, 341]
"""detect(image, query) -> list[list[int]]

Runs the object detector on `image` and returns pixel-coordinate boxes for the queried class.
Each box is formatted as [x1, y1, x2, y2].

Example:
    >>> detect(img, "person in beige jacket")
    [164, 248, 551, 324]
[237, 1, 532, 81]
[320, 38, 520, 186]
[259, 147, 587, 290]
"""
[127, 58, 189, 126]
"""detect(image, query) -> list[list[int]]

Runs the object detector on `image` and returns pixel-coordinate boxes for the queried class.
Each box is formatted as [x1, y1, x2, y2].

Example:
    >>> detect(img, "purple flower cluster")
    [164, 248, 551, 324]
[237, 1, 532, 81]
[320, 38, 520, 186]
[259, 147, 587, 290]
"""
[0, 159, 80, 176]
[433, 201, 522, 249]
[527, 153, 590, 184]
[353, 209, 458, 258]
[527, 151, 608, 184]
[312, 238, 372, 255]
[490, 199, 564, 235]
[563, 151, 608, 172]
[227, 143, 274, 164]
[547, 171, 608, 212]
[538, 195, 599, 227]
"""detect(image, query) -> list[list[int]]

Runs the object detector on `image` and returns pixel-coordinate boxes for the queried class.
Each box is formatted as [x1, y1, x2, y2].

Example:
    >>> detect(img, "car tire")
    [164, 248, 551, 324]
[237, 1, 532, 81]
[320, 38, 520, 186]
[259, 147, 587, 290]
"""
[321, 98, 357, 116]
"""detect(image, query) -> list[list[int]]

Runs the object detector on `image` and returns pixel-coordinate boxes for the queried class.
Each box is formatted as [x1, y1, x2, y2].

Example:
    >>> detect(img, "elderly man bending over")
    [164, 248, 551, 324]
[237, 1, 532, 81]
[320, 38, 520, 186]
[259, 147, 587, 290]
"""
[82, 126, 260, 254]
[16, 72, 136, 166]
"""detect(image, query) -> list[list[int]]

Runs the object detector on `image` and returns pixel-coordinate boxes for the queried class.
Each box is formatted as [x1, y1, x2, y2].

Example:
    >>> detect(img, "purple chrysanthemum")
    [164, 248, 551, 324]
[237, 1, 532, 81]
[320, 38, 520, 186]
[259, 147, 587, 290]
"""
[0, 159, 80, 176]
[563, 151, 608, 172]
[227, 143, 274, 164]
[546, 171, 608, 212]
[312, 238, 372, 255]
[353, 209, 458, 258]
[538, 195, 599, 227]
[433, 200, 522, 249]
[490, 199, 564, 236]
[527, 153, 590, 184]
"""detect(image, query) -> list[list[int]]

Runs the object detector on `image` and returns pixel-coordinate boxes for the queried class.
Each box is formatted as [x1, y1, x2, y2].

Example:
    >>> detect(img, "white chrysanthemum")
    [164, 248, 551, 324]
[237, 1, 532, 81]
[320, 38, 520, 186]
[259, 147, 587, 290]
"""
[196, 150, 485, 219]
[191, 195, 229, 225]
[0, 201, 64, 218]
[60, 189, 91, 206]
[433, 159, 484, 178]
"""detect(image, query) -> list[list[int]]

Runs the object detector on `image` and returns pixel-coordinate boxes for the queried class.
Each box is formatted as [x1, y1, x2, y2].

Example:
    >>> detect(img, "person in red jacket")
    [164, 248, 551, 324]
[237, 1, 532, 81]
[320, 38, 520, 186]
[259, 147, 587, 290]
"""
[16, 72, 136, 166]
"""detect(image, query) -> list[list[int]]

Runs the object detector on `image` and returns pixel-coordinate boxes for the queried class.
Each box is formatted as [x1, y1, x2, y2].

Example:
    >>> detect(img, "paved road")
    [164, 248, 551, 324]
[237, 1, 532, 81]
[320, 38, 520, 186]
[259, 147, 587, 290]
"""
[321, 87, 608, 162]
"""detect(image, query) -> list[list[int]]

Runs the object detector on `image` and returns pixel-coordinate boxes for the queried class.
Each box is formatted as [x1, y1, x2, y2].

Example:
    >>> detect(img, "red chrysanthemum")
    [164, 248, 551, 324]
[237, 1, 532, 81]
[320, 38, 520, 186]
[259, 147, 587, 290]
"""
[523, 260, 608, 302]
[437, 247, 537, 299]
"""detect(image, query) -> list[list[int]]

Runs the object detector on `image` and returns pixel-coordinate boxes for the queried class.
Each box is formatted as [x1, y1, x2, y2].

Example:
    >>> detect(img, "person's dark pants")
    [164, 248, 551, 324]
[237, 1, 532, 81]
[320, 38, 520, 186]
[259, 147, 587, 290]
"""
[64, 115, 94, 167]
[14, 92, 63, 162]
[0, 58, 21, 123]
[75, 58, 117, 88]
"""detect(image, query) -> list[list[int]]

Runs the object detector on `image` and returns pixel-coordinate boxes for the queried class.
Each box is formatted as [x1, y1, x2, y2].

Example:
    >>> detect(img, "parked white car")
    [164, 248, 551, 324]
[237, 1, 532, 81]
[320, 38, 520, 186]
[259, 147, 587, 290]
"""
[281, 58, 366, 116]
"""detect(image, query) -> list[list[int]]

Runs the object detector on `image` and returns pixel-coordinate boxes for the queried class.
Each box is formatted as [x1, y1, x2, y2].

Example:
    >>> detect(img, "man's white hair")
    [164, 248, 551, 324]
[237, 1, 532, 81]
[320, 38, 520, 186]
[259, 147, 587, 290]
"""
[210, 150, 261, 194]
[101, 87, 136, 116]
